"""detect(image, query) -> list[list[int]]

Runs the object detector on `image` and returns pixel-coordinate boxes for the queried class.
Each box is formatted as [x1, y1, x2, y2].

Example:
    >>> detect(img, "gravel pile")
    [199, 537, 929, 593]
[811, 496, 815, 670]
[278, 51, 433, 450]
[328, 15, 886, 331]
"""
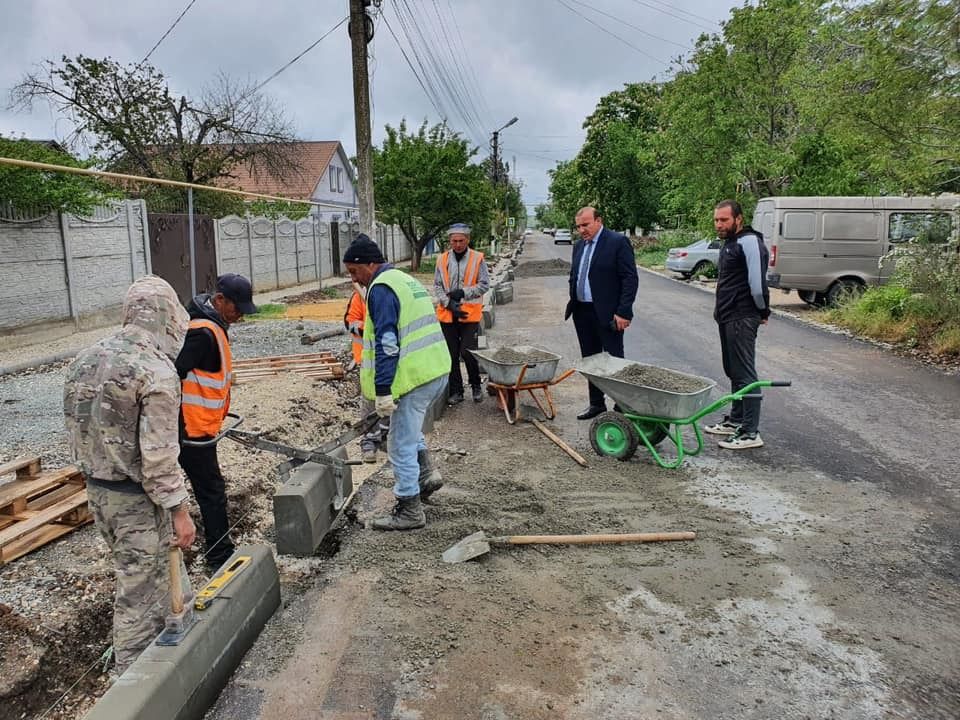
[0, 320, 352, 470]
[610, 364, 710, 393]
[489, 348, 556, 364]
[513, 258, 571, 277]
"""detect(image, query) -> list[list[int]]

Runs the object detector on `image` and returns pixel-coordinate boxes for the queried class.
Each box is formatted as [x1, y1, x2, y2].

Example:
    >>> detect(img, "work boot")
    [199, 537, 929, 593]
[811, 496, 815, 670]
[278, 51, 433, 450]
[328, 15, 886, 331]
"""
[361, 443, 378, 464]
[472, 385, 483, 403]
[417, 448, 443, 500]
[371, 495, 426, 531]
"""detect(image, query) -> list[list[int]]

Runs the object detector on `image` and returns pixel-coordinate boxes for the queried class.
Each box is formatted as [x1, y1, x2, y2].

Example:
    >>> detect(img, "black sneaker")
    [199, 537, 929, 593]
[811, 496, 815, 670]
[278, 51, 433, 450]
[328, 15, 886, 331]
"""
[447, 393, 464, 406]
[472, 386, 483, 403]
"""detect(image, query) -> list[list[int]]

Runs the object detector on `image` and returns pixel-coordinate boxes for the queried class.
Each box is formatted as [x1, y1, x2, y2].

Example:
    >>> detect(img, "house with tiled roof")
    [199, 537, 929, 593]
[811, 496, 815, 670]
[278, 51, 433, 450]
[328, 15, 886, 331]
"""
[226, 140, 358, 223]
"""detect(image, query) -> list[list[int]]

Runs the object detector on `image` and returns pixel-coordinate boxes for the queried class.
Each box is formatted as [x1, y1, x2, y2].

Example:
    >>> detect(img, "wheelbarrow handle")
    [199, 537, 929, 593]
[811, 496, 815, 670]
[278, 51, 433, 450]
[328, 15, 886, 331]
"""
[181, 412, 244, 447]
[769, 380, 792, 387]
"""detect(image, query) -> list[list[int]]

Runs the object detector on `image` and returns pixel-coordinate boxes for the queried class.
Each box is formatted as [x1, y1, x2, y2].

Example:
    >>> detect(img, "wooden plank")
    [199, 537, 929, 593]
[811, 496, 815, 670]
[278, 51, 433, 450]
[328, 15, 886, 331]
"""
[0, 521, 91, 564]
[232, 352, 335, 367]
[27, 483, 85, 512]
[0, 467, 84, 512]
[0, 456, 41, 480]
[233, 357, 339, 370]
[0, 489, 89, 549]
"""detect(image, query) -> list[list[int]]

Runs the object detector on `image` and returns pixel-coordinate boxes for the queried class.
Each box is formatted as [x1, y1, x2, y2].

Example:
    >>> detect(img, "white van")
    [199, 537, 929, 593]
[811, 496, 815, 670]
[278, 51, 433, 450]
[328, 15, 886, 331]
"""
[754, 195, 959, 305]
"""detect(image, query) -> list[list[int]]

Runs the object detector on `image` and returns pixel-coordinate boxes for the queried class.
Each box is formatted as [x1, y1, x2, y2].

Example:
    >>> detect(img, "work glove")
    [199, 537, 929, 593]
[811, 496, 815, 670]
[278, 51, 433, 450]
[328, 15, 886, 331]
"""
[448, 288, 465, 301]
[445, 298, 460, 312]
[455, 308, 469, 320]
[348, 320, 362, 335]
[375, 394, 397, 417]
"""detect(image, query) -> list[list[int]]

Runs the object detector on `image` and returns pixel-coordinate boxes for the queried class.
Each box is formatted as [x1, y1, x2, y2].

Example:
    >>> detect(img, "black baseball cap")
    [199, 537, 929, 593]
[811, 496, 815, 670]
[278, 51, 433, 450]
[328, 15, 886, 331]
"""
[216, 273, 258, 315]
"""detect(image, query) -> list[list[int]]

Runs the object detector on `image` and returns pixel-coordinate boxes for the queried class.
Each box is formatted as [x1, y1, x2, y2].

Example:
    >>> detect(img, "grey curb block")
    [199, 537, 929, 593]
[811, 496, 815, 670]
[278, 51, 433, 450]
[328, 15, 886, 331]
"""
[85, 545, 280, 720]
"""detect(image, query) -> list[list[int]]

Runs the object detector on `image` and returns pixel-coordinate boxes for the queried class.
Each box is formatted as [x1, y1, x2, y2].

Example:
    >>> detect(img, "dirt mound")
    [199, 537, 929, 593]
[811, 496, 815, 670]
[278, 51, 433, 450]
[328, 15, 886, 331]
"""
[279, 286, 351, 303]
[514, 258, 571, 277]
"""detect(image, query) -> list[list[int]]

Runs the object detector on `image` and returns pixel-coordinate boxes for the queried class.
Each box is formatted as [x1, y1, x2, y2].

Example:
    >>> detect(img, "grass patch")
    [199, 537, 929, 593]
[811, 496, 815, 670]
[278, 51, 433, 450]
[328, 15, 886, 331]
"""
[826, 283, 960, 357]
[247, 302, 286, 319]
[315, 286, 342, 299]
[634, 229, 701, 268]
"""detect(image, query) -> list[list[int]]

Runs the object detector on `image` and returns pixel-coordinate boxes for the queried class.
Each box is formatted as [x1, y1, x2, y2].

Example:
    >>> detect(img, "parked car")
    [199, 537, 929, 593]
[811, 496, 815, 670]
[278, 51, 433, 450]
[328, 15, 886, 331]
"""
[523, 228, 533, 236]
[665, 238, 721, 278]
[553, 229, 573, 245]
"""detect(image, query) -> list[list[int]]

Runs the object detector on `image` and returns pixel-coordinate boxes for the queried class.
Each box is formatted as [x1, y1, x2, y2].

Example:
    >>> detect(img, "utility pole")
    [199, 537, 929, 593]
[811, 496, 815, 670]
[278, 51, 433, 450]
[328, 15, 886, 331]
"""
[350, 0, 375, 237]
[491, 131, 500, 184]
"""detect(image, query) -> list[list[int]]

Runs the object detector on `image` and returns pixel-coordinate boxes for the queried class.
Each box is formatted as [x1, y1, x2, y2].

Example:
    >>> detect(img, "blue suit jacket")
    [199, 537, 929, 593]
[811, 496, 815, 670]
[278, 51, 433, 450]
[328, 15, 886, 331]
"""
[565, 227, 639, 323]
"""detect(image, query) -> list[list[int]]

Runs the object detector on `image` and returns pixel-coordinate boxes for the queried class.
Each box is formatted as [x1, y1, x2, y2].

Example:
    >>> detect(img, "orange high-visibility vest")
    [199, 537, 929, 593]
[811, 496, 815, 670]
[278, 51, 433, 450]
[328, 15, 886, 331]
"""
[344, 291, 365, 365]
[436, 249, 483, 323]
[181, 319, 233, 439]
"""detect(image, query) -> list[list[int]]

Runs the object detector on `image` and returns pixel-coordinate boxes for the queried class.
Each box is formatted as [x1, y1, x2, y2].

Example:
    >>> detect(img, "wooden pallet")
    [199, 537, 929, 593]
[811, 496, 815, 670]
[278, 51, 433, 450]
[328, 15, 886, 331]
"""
[232, 351, 345, 385]
[0, 457, 91, 564]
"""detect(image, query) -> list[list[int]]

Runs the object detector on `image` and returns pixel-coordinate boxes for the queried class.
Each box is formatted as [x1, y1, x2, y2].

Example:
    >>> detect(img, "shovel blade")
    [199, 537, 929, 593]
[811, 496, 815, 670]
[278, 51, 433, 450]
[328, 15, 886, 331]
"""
[441, 531, 491, 564]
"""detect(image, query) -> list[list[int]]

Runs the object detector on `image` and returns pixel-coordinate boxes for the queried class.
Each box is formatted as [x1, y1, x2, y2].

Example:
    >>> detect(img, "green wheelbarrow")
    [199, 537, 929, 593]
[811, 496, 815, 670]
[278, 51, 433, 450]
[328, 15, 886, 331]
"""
[575, 353, 791, 469]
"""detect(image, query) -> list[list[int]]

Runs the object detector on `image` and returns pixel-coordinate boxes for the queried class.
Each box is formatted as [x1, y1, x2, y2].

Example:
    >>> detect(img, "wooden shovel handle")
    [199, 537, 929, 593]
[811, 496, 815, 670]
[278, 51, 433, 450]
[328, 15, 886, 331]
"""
[505, 531, 695, 545]
[168, 547, 184, 614]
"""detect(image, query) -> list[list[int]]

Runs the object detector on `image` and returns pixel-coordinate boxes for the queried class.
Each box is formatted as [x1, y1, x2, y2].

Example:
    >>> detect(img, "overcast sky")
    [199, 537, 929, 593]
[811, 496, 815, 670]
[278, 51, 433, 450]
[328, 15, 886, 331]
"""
[0, 0, 735, 212]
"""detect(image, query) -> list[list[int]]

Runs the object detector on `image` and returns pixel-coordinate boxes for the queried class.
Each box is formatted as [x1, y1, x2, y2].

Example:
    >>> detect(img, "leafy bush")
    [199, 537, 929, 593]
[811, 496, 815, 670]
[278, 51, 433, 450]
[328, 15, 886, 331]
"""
[633, 229, 700, 268]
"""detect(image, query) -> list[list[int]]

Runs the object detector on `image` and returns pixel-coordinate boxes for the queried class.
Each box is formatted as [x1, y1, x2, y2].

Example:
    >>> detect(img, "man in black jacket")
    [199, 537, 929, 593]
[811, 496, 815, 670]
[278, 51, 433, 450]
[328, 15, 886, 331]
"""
[565, 207, 639, 420]
[176, 274, 257, 570]
[704, 200, 770, 450]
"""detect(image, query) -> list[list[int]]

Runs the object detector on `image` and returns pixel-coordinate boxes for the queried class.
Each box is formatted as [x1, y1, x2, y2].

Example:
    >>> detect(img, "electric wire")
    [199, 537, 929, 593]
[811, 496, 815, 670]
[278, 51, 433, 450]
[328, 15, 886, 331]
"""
[566, 0, 691, 49]
[138, 0, 201, 68]
[445, 0, 495, 128]
[395, 0, 487, 145]
[389, 3, 454, 123]
[381, 11, 446, 120]
[251, 16, 349, 94]
[553, 0, 669, 65]
[627, 0, 718, 30]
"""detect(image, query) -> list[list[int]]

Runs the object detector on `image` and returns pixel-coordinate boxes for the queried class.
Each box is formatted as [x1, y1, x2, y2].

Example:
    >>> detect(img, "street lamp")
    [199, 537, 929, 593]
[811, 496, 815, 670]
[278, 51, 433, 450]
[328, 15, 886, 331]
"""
[490, 116, 518, 185]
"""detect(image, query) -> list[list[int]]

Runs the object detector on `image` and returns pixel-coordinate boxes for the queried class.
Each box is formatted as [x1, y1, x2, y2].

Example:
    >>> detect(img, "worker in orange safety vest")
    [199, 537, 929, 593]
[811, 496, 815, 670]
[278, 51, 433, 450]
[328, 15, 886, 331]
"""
[175, 273, 255, 572]
[433, 223, 490, 405]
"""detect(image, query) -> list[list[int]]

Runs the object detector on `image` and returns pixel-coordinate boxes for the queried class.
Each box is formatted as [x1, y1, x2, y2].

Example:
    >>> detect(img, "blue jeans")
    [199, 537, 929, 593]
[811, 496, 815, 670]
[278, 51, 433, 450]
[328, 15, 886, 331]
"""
[388, 376, 447, 498]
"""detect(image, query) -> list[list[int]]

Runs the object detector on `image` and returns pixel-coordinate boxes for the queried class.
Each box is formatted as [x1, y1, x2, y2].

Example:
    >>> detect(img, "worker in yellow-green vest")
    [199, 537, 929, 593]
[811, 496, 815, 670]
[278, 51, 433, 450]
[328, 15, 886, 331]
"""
[343, 236, 450, 531]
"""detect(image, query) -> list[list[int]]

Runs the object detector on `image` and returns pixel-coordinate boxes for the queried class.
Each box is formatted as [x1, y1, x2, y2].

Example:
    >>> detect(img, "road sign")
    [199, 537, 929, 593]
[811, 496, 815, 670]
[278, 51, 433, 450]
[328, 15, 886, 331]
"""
[507, 217, 516, 228]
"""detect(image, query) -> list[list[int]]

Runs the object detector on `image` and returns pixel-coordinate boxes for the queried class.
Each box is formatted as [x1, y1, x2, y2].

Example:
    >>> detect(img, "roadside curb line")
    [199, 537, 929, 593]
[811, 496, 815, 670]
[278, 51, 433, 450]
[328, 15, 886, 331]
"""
[0, 349, 79, 378]
[85, 544, 280, 720]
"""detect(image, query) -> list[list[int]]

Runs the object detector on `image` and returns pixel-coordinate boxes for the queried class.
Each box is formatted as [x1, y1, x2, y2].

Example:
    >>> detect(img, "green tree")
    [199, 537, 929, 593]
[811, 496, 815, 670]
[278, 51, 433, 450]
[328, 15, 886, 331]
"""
[547, 159, 587, 230]
[11, 56, 301, 213]
[579, 83, 663, 234]
[802, 0, 960, 192]
[659, 0, 825, 224]
[0, 136, 116, 214]
[372, 120, 494, 269]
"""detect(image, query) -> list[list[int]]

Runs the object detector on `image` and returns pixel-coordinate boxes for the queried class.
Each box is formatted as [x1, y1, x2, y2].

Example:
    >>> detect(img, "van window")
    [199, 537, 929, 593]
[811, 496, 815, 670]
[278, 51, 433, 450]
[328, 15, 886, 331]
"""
[783, 212, 814, 240]
[823, 212, 879, 241]
[756, 211, 774, 240]
[888, 212, 953, 244]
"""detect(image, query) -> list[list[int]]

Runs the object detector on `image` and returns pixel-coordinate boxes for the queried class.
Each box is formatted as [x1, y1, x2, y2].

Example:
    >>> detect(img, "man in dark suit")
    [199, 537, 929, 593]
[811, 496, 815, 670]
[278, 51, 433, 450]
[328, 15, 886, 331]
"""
[564, 207, 639, 420]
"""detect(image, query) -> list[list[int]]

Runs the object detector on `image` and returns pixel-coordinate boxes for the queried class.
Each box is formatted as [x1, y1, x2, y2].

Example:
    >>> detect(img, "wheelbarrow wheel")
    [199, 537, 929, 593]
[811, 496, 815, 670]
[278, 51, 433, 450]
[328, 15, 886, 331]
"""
[590, 412, 639, 461]
[632, 419, 668, 446]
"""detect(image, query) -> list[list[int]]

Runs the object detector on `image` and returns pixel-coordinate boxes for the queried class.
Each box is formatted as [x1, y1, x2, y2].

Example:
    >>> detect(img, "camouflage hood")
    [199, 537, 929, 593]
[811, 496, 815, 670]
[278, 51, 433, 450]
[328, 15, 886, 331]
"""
[122, 276, 189, 361]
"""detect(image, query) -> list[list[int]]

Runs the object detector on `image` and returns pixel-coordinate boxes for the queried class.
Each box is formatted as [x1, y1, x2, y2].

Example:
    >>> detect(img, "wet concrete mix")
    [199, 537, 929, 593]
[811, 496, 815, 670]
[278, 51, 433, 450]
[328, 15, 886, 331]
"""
[610, 364, 710, 393]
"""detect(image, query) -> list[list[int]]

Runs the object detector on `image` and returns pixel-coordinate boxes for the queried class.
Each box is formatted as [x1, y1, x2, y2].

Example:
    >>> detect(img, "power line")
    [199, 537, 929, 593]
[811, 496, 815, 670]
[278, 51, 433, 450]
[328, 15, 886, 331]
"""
[252, 16, 349, 94]
[429, 0, 491, 134]
[381, 11, 446, 119]
[553, 0, 669, 66]
[626, 0, 717, 32]
[138, 0, 201, 69]
[446, 0, 495, 127]
[567, 0, 691, 49]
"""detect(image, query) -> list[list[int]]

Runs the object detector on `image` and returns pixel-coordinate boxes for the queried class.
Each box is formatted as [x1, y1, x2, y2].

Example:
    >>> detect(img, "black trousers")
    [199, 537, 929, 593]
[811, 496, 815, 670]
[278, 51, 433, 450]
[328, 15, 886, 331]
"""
[718, 316, 761, 434]
[572, 301, 624, 408]
[178, 442, 234, 567]
[441, 321, 481, 395]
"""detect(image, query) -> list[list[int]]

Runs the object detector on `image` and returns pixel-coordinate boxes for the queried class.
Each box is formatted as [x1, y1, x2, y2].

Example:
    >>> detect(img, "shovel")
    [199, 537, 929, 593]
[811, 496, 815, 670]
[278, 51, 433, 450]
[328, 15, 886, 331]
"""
[441, 530, 696, 564]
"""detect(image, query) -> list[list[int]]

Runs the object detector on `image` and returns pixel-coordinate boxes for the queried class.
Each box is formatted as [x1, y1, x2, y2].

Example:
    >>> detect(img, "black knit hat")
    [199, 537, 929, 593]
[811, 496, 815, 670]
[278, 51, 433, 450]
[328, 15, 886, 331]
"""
[342, 234, 386, 264]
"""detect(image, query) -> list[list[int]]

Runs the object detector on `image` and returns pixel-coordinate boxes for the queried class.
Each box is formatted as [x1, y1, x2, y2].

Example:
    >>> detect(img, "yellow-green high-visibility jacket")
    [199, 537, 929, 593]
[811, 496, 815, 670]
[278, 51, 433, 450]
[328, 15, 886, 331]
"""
[360, 268, 451, 400]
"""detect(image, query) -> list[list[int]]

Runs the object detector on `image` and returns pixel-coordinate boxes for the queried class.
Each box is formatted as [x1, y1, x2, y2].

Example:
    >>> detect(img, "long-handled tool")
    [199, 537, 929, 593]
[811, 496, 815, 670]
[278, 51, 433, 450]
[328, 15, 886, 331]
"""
[156, 547, 197, 645]
[442, 529, 696, 564]
[184, 412, 380, 509]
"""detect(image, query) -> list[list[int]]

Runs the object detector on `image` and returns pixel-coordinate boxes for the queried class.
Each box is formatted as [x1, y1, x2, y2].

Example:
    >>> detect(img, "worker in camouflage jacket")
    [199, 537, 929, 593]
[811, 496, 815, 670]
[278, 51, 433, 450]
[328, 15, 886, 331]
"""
[64, 275, 196, 675]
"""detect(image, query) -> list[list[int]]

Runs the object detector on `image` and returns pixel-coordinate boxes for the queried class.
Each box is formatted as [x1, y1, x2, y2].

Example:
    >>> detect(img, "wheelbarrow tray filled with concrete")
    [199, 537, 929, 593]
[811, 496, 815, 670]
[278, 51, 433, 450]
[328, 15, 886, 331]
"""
[574, 353, 716, 420]
[472, 345, 562, 386]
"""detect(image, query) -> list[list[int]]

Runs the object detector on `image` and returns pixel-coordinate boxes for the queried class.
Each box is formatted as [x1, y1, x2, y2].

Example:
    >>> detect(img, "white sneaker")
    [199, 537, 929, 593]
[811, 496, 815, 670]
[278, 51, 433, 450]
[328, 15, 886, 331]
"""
[703, 418, 741, 436]
[718, 433, 764, 450]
